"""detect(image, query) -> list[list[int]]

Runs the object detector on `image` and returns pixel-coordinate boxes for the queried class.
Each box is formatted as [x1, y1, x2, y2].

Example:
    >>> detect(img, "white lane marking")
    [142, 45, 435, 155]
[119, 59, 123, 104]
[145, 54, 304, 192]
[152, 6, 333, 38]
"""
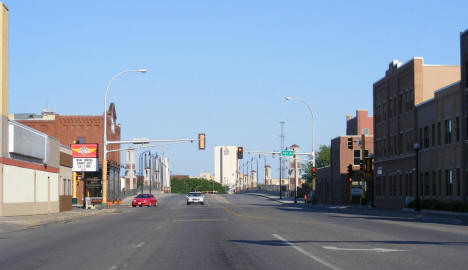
[172, 218, 228, 222]
[272, 234, 342, 270]
[322, 246, 407, 252]
[135, 241, 145, 248]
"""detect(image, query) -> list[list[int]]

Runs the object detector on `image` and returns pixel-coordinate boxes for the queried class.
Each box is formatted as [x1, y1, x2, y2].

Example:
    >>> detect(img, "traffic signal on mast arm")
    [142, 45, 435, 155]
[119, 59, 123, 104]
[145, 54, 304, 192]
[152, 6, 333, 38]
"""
[311, 167, 316, 179]
[198, 133, 206, 150]
[237, 146, 244, 159]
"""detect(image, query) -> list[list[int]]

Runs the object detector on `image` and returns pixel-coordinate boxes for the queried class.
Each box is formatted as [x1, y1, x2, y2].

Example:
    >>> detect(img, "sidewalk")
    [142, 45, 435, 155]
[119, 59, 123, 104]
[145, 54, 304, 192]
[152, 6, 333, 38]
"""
[247, 192, 468, 225]
[0, 207, 119, 234]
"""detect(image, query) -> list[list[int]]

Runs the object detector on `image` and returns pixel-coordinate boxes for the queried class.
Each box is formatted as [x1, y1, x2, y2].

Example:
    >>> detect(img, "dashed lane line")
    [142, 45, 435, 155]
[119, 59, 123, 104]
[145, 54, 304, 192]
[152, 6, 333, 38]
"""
[272, 234, 342, 270]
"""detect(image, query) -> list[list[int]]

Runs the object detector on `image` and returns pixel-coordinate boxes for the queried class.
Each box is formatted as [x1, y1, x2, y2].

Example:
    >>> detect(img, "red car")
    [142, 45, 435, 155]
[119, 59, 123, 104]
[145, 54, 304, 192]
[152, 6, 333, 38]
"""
[132, 194, 157, 207]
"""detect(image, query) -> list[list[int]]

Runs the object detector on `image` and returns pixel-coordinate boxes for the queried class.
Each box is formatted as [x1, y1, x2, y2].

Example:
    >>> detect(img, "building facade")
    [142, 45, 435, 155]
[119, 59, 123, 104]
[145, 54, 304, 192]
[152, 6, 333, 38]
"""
[214, 146, 238, 190]
[124, 149, 137, 191]
[316, 110, 374, 204]
[13, 103, 122, 205]
[373, 58, 460, 208]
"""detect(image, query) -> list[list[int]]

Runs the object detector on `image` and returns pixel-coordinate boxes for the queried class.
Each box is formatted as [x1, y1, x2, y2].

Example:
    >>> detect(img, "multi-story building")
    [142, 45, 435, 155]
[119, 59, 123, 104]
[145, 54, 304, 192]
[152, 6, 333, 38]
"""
[214, 146, 238, 190]
[12, 103, 122, 205]
[316, 110, 374, 204]
[288, 144, 302, 194]
[59, 145, 73, 212]
[0, 5, 62, 216]
[124, 149, 137, 191]
[264, 165, 272, 185]
[373, 58, 460, 208]
[461, 30, 468, 199]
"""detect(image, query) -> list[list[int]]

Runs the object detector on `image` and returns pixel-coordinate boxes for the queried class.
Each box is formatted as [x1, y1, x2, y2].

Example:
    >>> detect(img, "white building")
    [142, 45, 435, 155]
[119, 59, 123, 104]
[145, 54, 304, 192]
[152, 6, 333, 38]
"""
[214, 146, 238, 190]
[124, 149, 136, 190]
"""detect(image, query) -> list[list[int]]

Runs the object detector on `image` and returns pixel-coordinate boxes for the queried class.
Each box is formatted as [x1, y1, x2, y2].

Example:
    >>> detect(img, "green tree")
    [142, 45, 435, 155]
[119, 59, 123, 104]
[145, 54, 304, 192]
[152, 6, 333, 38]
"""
[170, 177, 227, 194]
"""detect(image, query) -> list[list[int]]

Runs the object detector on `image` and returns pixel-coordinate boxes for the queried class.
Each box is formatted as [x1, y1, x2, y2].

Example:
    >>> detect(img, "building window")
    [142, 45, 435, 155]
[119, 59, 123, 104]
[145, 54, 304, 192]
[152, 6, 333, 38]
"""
[424, 172, 430, 196]
[382, 176, 386, 196]
[437, 122, 441, 145]
[456, 168, 460, 196]
[446, 169, 453, 196]
[399, 175, 403, 196]
[389, 99, 393, 118]
[438, 170, 442, 196]
[424, 126, 429, 148]
[77, 137, 85, 144]
[362, 128, 369, 135]
[399, 133, 403, 154]
[399, 94, 403, 114]
[431, 124, 435, 147]
[419, 128, 423, 148]
[432, 171, 436, 196]
[445, 119, 452, 144]
[456, 117, 460, 142]
[353, 150, 360, 165]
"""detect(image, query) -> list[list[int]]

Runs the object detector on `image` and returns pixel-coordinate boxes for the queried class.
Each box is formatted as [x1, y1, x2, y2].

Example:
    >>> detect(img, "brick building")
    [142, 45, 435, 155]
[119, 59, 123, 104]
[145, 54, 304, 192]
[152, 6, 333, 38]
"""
[316, 110, 374, 204]
[373, 58, 460, 208]
[12, 103, 122, 205]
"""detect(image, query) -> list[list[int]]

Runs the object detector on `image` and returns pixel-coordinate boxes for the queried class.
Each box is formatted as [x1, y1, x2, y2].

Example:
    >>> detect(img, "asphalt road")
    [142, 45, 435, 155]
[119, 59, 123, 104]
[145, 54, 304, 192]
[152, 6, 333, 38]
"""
[0, 194, 467, 270]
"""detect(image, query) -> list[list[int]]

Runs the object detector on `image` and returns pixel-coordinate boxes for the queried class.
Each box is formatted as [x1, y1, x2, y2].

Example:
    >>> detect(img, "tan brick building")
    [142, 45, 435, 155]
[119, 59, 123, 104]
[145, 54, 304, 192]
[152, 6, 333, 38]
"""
[373, 58, 460, 208]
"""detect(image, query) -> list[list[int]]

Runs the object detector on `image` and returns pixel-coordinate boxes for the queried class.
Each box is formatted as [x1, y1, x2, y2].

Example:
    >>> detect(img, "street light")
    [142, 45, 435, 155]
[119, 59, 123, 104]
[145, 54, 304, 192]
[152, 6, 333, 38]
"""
[414, 143, 420, 212]
[102, 69, 146, 207]
[284, 96, 316, 168]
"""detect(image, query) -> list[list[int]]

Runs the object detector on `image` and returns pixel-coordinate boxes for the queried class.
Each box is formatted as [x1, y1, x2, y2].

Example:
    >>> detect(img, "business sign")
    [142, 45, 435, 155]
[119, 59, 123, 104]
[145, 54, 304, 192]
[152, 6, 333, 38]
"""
[71, 144, 98, 158]
[71, 144, 98, 172]
[73, 158, 98, 172]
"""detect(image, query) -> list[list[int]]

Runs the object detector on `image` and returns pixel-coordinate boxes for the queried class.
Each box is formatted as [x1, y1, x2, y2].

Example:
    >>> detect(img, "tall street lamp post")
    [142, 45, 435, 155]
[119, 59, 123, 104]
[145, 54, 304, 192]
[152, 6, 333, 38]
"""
[102, 69, 146, 208]
[284, 97, 316, 168]
[414, 143, 421, 212]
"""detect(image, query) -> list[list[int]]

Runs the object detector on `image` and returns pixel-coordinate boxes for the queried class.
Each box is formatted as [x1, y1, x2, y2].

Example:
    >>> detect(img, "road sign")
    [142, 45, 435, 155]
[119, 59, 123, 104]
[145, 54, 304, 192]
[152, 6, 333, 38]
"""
[281, 150, 294, 156]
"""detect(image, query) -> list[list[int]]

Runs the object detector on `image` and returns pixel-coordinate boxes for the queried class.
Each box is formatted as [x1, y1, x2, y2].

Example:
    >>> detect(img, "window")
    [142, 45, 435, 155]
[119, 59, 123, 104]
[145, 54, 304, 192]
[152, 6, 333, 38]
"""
[389, 99, 393, 118]
[362, 128, 369, 135]
[456, 117, 460, 142]
[424, 127, 429, 148]
[424, 173, 430, 196]
[456, 168, 460, 196]
[399, 175, 403, 196]
[399, 94, 403, 114]
[408, 174, 413, 196]
[399, 133, 403, 154]
[353, 150, 360, 165]
[382, 176, 386, 196]
[431, 124, 435, 147]
[438, 170, 442, 196]
[77, 137, 85, 144]
[432, 171, 436, 196]
[419, 128, 423, 147]
[446, 169, 453, 196]
[437, 122, 441, 145]
[445, 119, 452, 144]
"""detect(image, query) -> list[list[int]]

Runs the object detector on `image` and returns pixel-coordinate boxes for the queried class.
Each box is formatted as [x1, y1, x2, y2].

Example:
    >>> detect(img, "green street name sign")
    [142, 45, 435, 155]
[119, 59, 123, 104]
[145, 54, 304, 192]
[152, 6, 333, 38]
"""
[281, 150, 294, 156]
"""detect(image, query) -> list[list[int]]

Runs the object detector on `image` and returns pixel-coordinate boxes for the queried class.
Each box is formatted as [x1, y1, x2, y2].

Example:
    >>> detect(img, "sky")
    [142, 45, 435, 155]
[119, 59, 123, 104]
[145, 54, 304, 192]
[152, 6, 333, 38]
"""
[6, 0, 468, 181]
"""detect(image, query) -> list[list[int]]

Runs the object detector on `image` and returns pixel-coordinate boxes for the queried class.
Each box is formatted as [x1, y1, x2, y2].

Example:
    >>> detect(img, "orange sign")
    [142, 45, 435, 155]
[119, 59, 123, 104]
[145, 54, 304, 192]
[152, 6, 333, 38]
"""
[71, 144, 98, 158]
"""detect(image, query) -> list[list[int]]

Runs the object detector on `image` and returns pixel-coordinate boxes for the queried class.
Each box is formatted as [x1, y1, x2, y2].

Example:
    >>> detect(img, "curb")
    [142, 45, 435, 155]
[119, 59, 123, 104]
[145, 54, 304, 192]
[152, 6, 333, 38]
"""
[19, 208, 118, 227]
[403, 208, 468, 217]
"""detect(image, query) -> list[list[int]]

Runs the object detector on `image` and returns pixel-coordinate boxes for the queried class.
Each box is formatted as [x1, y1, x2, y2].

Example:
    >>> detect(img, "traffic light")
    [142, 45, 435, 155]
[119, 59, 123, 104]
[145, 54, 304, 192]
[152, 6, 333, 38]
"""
[237, 146, 243, 159]
[347, 164, 353, 177]
[347, 137, 353, 149]
[198, 133, 206, 150]
[348, 177, 352, 183]
[311, 167, 316, 178]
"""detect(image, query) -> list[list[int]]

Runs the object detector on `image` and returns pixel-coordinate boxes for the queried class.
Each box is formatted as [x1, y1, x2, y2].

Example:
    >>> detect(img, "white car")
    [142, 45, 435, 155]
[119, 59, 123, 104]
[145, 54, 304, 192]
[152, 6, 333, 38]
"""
[186, 192, 205, 205]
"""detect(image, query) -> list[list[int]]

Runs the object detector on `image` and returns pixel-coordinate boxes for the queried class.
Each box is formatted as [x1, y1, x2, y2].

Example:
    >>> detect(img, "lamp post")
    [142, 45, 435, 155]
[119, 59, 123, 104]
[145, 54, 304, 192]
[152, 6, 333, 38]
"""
[414, 143, 421, 212]
[285, 96, 316, 168]
[102, 69, 146, 207]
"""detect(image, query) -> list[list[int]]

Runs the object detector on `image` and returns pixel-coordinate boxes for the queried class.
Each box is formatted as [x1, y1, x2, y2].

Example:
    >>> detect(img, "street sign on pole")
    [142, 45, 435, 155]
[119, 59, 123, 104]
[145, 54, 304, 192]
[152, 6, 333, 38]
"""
[281, 150, 294, 156]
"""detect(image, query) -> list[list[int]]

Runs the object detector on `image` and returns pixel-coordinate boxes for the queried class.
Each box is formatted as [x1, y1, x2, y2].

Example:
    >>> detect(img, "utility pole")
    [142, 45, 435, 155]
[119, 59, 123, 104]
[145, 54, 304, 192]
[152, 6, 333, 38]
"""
[294, 153, 298, 204]
[279, 120, 286, 199]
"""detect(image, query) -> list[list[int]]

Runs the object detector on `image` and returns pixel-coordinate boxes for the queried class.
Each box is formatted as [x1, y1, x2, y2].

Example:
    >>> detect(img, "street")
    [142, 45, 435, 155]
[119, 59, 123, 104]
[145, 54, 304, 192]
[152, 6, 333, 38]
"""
[0, 194, 467, 270]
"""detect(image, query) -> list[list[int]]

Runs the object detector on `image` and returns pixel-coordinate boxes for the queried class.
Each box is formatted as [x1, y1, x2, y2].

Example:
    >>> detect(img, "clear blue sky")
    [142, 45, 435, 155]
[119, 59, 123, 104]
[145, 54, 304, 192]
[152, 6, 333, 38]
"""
[6, 1, 467, 180]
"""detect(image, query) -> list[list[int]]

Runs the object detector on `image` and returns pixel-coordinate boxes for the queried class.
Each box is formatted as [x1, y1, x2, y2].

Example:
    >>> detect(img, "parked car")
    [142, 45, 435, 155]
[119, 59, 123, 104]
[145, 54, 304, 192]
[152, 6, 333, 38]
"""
[186, 192, 205, 205]
[132, 194, 157, 207]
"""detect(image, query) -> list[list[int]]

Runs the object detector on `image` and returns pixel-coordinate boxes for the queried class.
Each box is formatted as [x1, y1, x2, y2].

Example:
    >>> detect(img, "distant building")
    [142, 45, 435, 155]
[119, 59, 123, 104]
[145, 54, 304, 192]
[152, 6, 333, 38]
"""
[200, 172, 215, 181]
[264, 165, 272, 185]
[316, 110, 374, 204]
[288, 144, 302, 193]
[124, 149, 137, 191]
[214, 146, 238, 190]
